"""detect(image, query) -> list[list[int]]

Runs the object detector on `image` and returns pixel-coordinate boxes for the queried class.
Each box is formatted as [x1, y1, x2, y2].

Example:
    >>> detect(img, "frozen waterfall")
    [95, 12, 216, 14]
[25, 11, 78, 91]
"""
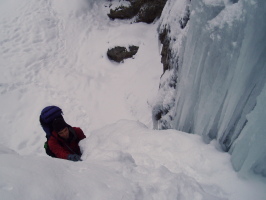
[153, 0, 266, 177]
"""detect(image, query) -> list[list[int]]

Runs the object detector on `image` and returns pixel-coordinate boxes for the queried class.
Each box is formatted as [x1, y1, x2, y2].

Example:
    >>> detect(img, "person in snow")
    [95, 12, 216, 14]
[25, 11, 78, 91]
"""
[48, 118, 86, 161]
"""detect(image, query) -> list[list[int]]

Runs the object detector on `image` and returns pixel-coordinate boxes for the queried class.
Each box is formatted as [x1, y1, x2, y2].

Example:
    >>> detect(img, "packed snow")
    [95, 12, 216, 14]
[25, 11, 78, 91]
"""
[0, 0, 265, 199]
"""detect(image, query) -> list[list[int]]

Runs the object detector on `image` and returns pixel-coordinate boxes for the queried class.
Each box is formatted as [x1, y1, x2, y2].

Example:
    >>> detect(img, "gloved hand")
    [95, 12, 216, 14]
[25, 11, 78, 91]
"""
[67, 154, 81, 162]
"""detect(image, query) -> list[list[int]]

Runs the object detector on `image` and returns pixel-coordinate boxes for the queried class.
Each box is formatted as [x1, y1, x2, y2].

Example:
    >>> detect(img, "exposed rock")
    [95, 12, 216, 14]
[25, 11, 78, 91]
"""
[108, 0, 167, 24]
[159, 5, 191, 73]
[108, 5, 139, 20]
[135, 1, 167, 23]
[159, 28, 171, 73]
[107, 45, 139, 62]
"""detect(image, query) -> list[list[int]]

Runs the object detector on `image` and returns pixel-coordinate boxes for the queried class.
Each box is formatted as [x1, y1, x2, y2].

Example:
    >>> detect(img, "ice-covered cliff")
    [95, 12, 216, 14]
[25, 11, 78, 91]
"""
[153, 0, 266, 177]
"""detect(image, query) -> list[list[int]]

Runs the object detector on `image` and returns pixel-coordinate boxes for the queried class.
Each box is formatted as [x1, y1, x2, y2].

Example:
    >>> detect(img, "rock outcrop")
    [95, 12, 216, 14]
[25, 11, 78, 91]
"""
[108, 0, 167, 24]
[107, 45, 139, 62]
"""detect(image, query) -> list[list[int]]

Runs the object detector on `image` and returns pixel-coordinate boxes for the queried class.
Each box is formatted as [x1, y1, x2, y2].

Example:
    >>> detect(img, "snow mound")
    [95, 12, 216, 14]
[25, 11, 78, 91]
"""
[80, 120, 264, 200]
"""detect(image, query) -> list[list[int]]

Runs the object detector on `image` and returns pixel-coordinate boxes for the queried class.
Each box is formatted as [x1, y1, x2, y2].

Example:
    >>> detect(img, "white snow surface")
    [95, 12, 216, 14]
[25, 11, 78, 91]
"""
[0, 0, 265, 199]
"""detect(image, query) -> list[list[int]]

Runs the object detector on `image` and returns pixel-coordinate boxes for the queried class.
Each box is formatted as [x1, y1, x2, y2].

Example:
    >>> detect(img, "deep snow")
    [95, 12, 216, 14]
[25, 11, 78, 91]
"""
[0, 0, 265, 199]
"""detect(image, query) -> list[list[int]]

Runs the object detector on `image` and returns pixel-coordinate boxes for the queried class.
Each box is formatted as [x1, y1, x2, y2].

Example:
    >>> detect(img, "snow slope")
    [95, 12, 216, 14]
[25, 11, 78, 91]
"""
[0, 0, 162, 154]
[0, 0, 265, 199]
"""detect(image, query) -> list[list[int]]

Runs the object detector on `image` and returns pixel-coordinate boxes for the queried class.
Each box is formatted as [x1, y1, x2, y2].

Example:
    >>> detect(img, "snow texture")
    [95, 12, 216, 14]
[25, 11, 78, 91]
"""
[0, 0, 266, 199]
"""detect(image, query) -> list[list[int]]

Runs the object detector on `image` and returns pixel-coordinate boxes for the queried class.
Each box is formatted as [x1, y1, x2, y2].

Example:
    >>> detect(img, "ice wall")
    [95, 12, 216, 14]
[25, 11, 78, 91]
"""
[230, 83, 266, 177]
[153, 0, 266, 177]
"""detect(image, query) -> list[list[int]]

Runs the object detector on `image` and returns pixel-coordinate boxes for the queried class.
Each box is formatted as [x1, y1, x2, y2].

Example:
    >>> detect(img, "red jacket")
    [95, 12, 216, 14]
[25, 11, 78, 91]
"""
[48, 127, 86, 159]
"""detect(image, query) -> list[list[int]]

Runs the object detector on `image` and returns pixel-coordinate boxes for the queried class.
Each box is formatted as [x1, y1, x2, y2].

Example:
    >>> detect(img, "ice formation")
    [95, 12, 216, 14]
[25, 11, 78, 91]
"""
[153, 0, 266, 177]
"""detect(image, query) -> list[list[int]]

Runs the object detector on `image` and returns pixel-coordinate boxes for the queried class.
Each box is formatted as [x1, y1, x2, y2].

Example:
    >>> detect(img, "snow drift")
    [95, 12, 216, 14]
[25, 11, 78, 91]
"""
[1, 0, 266, 199]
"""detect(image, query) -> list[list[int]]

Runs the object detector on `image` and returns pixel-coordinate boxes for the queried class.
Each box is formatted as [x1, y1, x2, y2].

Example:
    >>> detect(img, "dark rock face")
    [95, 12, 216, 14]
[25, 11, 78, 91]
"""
[107, 45, 139, 62]
[108, 0, 167, 24]
[159, 28, 171, 73]
[108, 5, 139, 20]
[136, 1, 166, 23]
[159, 5, 191, 73]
